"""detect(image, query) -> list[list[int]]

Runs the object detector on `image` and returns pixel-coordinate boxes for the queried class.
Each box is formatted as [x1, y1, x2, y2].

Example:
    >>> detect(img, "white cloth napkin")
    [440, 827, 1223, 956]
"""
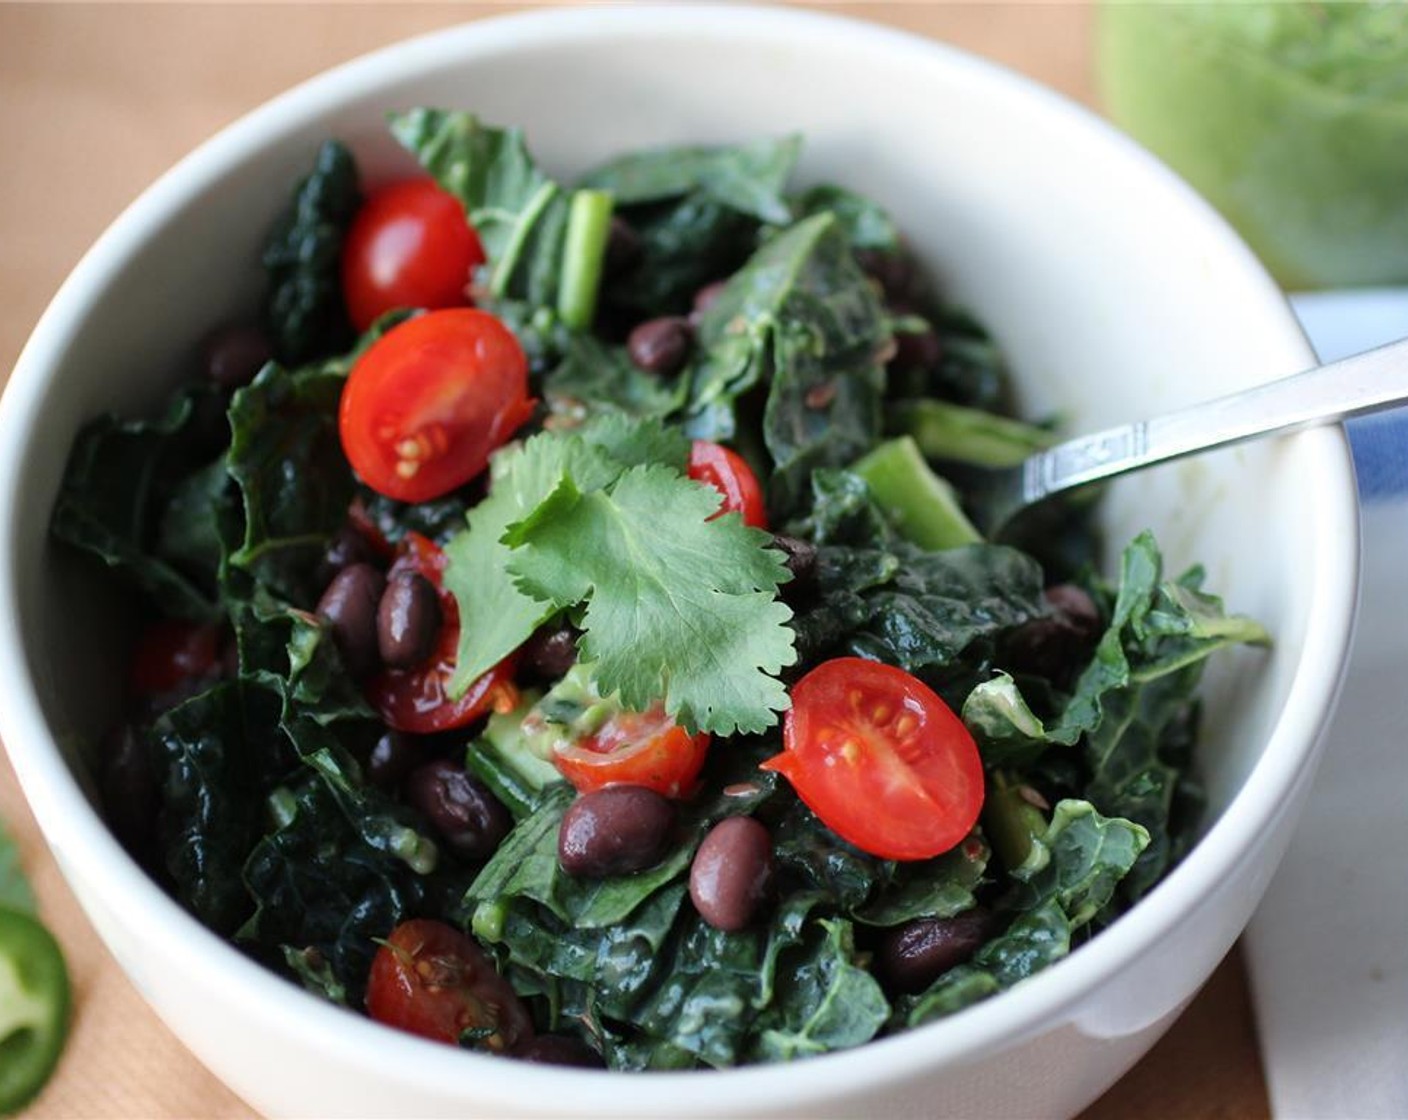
[1244, 290, 1408, 1120]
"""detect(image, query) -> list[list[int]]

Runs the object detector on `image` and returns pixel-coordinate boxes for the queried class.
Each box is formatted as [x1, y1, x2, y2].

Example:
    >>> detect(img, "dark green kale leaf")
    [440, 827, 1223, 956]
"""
[790, 184, 900, 252]
[853, 834, 989, 926]
[624, 903, 802, 1069]
[232, 594, 368, 725]
[236, 599, 440, 873]
[51, 388, 225, 621]
[786, 474, 1045, 678]
[885, 306, 1010, 413]
[785, 467, 893, 546]
[352, 488, 473, 549]
[542, 332, 687, 424]
[750, 916, 888, 1061]
[683, 213, 890, 516]
[239, 775, 434, 1006]
[147, 682, 282, 934]
[579, 135, 801, 224]
[390, 110, 611, 327]
[771, 800, 887, 914]
[961, 532, 1268, 894]
[157, 454, 240, 588]
[227, 362, 355, 607]
[230, 605, 452, 1004]
[771, 799, 988, 926]
[601, 195, 758, 318]
[842, 542, 1046, 674]
[617, 893, 888, 1069]
[899, 800, 1148, 1026]
[261, 139, 361, 364]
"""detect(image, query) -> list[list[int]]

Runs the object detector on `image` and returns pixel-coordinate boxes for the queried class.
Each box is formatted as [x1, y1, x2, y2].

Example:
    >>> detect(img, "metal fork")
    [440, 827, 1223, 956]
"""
[981, 335, 1408, 536]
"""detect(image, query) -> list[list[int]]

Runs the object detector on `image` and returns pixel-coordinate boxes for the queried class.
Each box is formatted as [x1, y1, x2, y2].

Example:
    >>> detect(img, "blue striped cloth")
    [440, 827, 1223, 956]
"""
[1291, 290, 1408, 502]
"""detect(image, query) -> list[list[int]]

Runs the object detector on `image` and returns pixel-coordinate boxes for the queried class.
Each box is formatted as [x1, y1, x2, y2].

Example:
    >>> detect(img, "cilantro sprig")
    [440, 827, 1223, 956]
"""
[443, 417, 797, 736]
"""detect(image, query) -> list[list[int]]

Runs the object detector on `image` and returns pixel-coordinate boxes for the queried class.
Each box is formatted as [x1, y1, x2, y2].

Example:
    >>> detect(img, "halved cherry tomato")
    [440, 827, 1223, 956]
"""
[128, 618, 223, 697]
[342, 177, 486, 333]
[553, 705, 710, 799]
[339, 308, 534, 503]
[761, 657, 983, 861]
[687, 440, 768, 530]
[366, 919, 532, 1052]
[364, 533, 519, 733]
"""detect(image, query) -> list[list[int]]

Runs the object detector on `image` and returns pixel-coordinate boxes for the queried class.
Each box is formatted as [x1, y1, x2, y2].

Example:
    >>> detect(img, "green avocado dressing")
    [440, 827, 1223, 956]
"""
[1098, 2, 1408, 288]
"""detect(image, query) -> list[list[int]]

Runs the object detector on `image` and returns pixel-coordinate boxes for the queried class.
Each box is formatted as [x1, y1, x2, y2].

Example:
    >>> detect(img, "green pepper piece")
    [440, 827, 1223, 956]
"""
[0, 907, 70, 1115]
[851, 436, 982, 550]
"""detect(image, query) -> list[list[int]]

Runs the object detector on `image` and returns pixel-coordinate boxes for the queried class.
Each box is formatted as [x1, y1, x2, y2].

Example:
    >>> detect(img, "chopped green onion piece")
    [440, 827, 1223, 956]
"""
[557, 189, 614, 329]
[852, 436, 981, 550]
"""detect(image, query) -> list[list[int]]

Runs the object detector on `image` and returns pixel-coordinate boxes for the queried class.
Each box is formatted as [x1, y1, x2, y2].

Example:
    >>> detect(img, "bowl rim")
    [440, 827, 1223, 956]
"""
[0, 4, 1359, 1113]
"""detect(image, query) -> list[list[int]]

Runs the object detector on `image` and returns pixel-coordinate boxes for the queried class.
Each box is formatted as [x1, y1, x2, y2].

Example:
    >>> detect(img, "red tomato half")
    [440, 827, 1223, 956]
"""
[364, 533, 519, 733]
[366, 919, 533, 1052]
[687, 441, 768, 530]
[553, 706, 710, 799]
[129, 619, 223, 697]
[761, 658, 984, 860]
[342, 178, 486, 333]
[339, 308, 534, 503]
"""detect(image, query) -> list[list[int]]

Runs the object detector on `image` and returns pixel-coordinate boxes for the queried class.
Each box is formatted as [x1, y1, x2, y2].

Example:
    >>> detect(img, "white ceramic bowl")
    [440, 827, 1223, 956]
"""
[0, 7, 1357, 1118]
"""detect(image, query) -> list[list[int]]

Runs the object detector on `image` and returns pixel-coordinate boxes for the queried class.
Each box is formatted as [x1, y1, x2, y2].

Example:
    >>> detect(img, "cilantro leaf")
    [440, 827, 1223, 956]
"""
[442, 439, 610, 696]
[443, 417, 690, 695]
[504, 463, 796, 735]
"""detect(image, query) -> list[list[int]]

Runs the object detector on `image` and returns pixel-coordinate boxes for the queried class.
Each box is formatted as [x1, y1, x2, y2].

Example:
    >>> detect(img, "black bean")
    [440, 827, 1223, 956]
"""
[880, 909, 992, 994]
[626, 316, 691, 377]
[1044, 583, 1101, 636]
[558, 786, 674, 878]
[366, 730, 416, 790]
[1003, 583, 1103, 686]
[317, 525, 378, 587]
[689, 816, 773, 931]
[510, 1034, 606, 1068]
[316, 563, 385, 678]
[203, 323, 272, 390]
[377, 572, 441, 670]
[854, 247, 918, 304]
[890, 324, 943, 372]
[520, 623, 579, 683]
[101, 724, 157, 858]
[769, 534, 817, 594]
[603, 215, 643, 278]
[405, 759, 512, 862]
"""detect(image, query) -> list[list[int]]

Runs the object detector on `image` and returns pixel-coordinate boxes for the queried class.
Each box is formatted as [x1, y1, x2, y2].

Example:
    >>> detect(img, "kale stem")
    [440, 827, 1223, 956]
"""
[557, 189, 614, 330]
[491, 181, 559, 299]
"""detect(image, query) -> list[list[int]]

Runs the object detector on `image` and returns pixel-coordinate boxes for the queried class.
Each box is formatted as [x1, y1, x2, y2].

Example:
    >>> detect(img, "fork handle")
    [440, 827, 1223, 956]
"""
[1025, 334, 1408, 502]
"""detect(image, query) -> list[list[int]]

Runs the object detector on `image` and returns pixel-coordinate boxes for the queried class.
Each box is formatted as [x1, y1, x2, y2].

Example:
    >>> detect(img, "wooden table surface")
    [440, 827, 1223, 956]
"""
[0, 5, 1269, 1117]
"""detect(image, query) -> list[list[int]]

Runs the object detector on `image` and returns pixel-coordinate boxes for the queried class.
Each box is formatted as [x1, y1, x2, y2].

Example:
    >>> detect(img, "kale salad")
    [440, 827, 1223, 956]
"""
[52, 110, 1269, 1070]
